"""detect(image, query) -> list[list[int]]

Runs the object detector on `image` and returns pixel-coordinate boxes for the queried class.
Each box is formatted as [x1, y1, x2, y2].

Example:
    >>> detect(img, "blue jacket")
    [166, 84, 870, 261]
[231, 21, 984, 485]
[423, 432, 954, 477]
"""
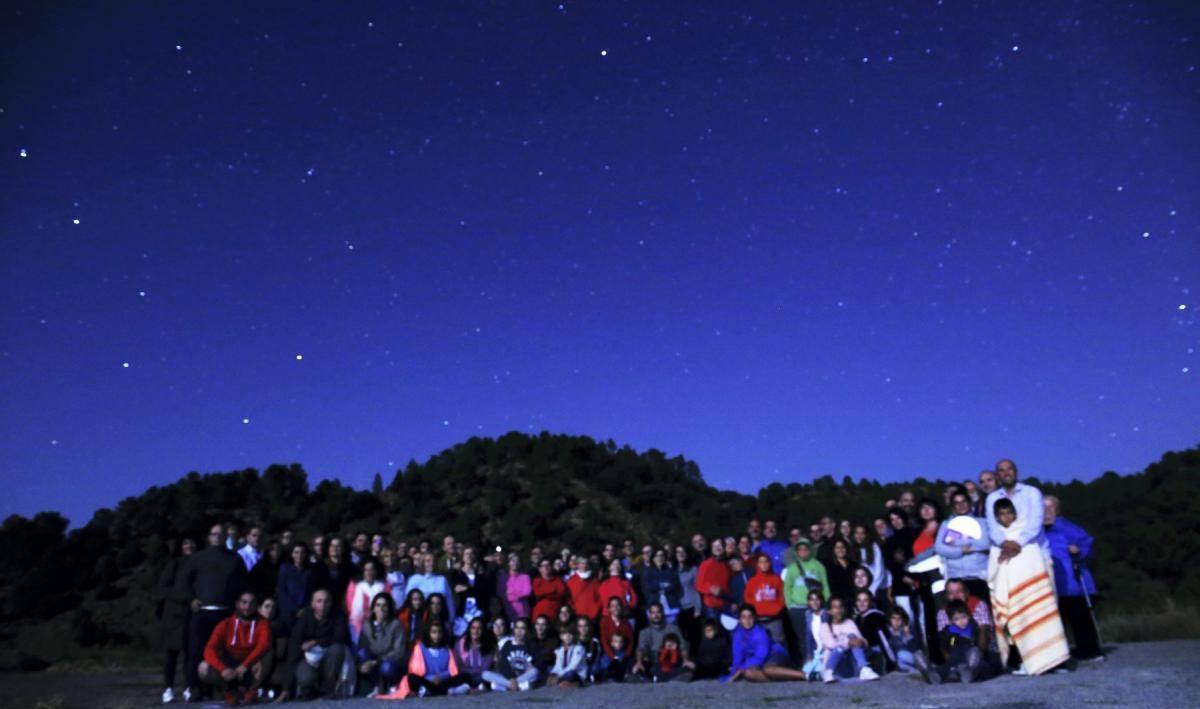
[754, 539, 790, 574]
[728, 623, 787, 674]
[1045, 517, 1096, 597]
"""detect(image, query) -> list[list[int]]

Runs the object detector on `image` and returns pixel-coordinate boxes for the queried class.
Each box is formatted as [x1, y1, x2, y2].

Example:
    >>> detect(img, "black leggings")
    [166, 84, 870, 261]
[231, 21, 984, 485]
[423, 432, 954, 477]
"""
[405, 673, 471, 696]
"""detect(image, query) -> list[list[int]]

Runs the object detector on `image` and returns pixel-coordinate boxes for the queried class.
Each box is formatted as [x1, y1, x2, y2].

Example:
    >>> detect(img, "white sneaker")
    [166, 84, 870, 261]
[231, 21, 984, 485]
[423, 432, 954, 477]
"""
[162, 687, 175, 704]
[517, 680, 531, 691]
[1011, 665, 1029, 676]
[859, 667, 880, 681]
[822, 669, 836, 683]
[181, 688, 192, 703]
[448, 685, 470, 696]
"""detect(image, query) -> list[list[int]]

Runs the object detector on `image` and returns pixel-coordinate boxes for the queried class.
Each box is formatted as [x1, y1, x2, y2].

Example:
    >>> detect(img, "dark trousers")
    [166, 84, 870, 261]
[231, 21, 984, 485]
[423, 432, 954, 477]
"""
[1060, 595, 1103, 658]
[354, 646, 404, 691]
[163, 649, 181, 688]
[405, 673, 471, 696]
[187, 609, 228, 691]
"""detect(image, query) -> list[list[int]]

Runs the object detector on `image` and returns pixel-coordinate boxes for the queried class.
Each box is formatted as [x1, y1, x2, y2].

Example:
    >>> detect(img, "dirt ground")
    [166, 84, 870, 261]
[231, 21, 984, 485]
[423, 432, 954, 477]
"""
[1, 640, 1197, 709]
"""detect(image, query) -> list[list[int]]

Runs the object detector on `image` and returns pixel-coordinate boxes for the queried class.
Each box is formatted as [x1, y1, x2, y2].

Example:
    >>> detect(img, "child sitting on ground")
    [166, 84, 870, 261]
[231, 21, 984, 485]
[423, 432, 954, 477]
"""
[933, 601, 989, 684]
[883, 606, 932, 677]
[654, 633, 686, 682]
[548, 625, 587, 688]
[596, 630, 632, 682]
[693, 620, 732, 681]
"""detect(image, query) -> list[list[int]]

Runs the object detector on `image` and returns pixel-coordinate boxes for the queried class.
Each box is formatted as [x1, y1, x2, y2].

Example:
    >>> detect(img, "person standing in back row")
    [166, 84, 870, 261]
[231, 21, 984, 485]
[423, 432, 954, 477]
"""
[182, 523, 246, 702]
[1043, 496, 1105, 661]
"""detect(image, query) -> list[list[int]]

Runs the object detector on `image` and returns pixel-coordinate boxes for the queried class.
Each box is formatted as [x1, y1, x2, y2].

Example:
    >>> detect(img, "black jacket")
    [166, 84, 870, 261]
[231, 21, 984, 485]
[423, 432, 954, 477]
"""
[183, 546, 245, 608]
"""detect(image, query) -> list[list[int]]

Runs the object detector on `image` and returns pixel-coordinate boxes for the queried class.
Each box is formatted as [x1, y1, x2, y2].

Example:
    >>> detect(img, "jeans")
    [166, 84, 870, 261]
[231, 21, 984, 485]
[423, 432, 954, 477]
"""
[482, 668, 539, 691]
[354, 646, 403, 691]
[826, 647, 869, 677]
[895, 649, 918, 672]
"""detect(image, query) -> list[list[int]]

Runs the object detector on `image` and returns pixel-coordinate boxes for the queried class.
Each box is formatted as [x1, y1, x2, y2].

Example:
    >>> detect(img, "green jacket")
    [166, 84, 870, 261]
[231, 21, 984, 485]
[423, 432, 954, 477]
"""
[782, 558, 829, 607]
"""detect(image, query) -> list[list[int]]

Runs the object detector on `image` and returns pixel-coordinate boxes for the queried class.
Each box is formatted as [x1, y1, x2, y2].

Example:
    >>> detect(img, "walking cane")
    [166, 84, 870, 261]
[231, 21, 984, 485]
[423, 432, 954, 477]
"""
[1071, 552, 1104, 654]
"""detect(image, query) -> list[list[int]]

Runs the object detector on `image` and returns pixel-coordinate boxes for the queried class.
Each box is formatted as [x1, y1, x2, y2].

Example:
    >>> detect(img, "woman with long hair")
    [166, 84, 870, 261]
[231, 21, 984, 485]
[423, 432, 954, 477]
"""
[396, 588, 428, 645]
[852, 524, 890, 600]
[383, 620, 472, 698]
[824, 538, 860, 605]
[453, 616, 496, 690]
[355, 592, 406, 697]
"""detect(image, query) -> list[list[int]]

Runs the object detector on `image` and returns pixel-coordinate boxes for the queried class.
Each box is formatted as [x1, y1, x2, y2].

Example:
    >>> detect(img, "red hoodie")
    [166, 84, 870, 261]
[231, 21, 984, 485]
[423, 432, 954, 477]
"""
[743, 572, 785, 618]
[696, 557, 731, 610]
[203, 614, 272, 672]
[567, 574, 603, 620]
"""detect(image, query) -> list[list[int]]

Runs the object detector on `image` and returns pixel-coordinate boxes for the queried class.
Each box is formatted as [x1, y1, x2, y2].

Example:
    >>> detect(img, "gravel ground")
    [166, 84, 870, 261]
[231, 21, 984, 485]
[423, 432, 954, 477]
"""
[2, 640, 1197, 709]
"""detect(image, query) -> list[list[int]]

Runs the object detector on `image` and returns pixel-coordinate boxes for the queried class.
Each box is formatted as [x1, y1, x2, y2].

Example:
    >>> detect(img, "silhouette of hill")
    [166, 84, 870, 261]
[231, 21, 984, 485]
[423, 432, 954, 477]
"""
[0, 432, 1197, 668]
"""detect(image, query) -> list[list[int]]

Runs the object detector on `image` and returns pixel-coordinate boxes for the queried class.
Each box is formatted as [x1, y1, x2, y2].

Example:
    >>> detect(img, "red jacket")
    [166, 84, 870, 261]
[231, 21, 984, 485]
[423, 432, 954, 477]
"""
[598, 576, 640, 610]
[567, 574, 603, 620]
[203, 614, 272, 672]
[696, 558, 731, 609]
[531, 575, 569, 623]
[743, 573, 785, 618]
[599, 614, 634, 659]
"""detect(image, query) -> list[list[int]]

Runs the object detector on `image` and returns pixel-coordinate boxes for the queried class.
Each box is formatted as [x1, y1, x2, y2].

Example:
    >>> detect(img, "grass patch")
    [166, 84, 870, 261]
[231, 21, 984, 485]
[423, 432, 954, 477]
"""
[1098, 606, 1200, 642]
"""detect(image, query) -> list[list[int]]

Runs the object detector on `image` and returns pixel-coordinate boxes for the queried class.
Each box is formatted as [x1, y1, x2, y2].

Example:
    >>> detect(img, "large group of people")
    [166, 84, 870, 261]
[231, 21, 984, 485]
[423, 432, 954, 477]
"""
[156, 458, 1103, 704]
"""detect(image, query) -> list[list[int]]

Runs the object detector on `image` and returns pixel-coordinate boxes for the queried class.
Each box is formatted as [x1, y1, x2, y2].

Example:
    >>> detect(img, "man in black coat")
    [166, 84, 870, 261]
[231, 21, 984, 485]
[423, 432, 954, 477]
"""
[182, 523, 246, 700]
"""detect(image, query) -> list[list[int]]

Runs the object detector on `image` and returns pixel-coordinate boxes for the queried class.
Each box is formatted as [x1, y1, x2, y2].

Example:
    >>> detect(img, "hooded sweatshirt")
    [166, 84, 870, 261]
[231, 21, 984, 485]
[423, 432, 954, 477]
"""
[203, 613, 272, 672]
[782, 554, 830, 607]
[744, 572, 785, 618]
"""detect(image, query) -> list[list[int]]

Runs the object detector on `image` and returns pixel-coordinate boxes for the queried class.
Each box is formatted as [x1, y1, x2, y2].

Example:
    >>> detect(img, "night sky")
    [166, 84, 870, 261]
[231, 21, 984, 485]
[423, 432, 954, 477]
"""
[2, 2, 1197, 527]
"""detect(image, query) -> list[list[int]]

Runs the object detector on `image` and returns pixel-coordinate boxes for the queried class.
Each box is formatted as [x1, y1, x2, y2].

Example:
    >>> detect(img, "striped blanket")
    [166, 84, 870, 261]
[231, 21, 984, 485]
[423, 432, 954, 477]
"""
[988, 532, 1071, 675]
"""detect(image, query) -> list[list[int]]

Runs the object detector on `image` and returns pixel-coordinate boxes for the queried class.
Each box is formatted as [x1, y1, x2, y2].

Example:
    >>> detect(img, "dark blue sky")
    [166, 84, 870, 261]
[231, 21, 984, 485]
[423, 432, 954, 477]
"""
[2, 1, 1197, 527]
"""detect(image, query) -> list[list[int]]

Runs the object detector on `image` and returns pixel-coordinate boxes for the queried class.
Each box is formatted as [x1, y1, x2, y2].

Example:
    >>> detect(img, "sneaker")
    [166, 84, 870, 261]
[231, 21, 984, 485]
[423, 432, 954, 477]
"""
[517, 680, 531, 691]
[448, 685, 470, 696]
[162, 687, 175, 704]
[241, 688, 257, 704]
[859, 667, 880, 681]
[182, 687, 194, 703]
[418, 686, 427, 697]
[921, 667, 942, 685]
[822, 669, 836, 683]
[960, 667, 974, 684]
[1012, 665, 1029, 676]
[223, 689, 238, 706]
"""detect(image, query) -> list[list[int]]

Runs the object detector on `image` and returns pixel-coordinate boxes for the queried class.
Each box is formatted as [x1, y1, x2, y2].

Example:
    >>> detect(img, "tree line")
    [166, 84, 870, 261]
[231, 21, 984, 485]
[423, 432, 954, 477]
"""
[1, 432, 1196, 653]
